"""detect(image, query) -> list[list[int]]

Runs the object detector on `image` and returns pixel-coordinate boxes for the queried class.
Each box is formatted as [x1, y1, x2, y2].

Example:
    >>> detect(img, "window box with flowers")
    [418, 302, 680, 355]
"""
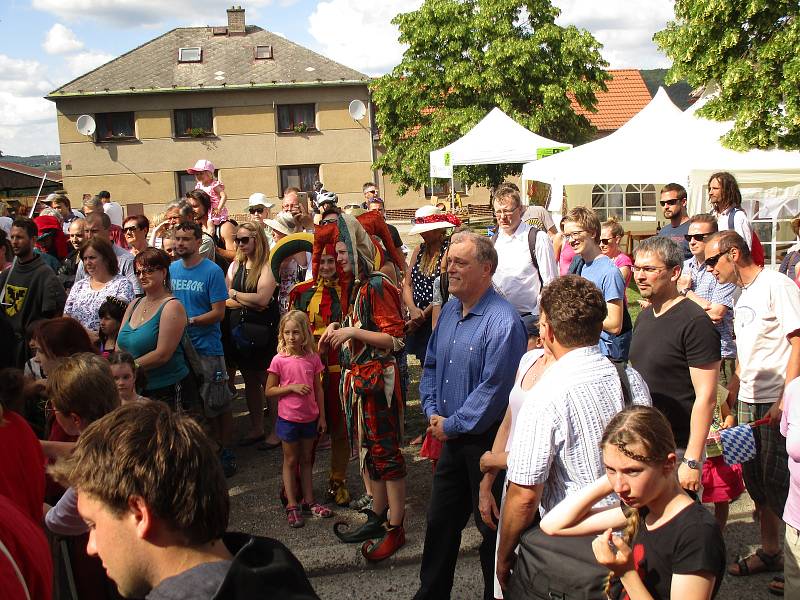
[278, 104, 317, 134]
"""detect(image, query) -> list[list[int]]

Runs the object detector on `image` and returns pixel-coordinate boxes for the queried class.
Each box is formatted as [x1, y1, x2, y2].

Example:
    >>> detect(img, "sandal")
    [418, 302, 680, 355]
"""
[768, 574, 784, 596]
[304, 502, 333, 518]
[728, 548, 783, 576]
[286, 505, 304, 528]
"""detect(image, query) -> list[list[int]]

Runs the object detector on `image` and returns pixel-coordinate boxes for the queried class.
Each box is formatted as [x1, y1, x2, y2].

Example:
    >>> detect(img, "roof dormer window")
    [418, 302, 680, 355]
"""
[178, 47, 202, 63]
[255, 45, 273, 60]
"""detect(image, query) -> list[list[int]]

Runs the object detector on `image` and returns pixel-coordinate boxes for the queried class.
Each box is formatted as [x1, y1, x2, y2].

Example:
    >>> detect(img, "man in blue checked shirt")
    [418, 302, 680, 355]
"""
[414, 231, 526, 600]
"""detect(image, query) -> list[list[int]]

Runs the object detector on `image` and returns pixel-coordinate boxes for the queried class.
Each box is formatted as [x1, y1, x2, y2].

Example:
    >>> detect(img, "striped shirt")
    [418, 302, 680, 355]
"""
[682, 256, 736, 358]
[506, 346, 651, 515]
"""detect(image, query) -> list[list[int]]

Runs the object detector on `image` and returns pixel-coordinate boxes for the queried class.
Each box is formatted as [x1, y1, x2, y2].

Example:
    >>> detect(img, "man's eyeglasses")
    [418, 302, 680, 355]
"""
[659, 198, 680, 207]
[564, 230, 587, 241]
[235, 236, 252, 245]
[704, 250, 730, 268]
[495, 207, 519, 217]
[249, 207, 265, 215]
[135, 266, 160, 277]
[599, 238, 615, 245]
[365, 189, 377, 195]
[123, 226, 139, 234]
[632, 265, 668, 274]
[684, 233, 710, 242]
[320, 218, 338, 225]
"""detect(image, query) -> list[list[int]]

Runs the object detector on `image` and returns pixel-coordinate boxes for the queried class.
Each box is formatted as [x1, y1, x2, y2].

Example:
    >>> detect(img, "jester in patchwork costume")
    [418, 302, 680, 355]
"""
[316, 213, 408, 562]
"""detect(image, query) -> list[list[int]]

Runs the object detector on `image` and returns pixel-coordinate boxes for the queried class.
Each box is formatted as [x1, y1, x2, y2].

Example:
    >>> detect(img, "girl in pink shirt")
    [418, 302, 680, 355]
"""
[187, 159, 228, 225]
[267, 310, 331, 527]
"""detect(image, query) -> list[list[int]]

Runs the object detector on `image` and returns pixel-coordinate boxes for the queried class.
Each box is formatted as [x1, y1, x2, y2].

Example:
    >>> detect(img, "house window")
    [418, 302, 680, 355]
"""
[255, 45, 273, 59]
[591, 183, 657, 222]
[178, 47, 202, 63]
[280, 165, 319, 196]
[277, 104, 316, 133]
[96, 112, 136, 141]
[425, 179, 467, 197]
[176, 172, 197, 198]
[174, 108, 213, 137]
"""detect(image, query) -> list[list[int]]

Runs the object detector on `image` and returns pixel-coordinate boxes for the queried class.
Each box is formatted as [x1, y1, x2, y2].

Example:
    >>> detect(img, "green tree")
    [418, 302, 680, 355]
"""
[655, 1, 800, 150]
[371, 0, 609, 195]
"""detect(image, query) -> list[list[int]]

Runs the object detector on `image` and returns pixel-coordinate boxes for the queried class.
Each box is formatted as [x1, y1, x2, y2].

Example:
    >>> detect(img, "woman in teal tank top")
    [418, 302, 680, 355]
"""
[118, 248, 196, 410]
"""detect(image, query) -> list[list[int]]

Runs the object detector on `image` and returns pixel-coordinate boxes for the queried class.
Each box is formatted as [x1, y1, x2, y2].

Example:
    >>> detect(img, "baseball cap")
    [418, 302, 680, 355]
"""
[248, 193, 274, 209]
[187, 159, 215, 174]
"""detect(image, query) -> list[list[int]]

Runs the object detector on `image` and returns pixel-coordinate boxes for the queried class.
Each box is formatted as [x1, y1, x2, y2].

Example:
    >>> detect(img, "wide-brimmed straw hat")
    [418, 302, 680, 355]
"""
[409, 205, 461, 235]
[264, 211, 295, 236]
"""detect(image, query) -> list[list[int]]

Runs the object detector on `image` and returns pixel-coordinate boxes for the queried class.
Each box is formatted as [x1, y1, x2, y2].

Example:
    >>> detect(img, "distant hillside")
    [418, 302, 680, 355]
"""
[1, 155, 61, 170]
[639, 69, 695, 111]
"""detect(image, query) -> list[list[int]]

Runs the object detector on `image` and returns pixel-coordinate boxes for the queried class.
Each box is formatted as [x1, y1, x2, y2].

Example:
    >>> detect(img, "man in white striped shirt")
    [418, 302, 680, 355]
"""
[496, 275, 651, 592]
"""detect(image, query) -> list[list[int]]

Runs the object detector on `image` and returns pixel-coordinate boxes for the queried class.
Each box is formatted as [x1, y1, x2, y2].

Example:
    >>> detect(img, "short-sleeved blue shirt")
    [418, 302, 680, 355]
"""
[169, 259, 228, 356]
[581, 255, 629, 360]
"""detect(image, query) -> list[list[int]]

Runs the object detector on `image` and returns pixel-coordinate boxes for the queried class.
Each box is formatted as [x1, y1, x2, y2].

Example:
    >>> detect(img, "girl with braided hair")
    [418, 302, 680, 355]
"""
[540, 406, 725, 600]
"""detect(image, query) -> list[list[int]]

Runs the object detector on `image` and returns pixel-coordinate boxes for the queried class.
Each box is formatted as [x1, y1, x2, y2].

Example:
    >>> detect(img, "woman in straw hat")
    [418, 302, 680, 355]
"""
[402, 206, 460, 365]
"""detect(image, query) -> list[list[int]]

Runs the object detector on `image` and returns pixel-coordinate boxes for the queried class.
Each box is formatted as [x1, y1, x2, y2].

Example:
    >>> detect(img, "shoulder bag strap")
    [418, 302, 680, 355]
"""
[0, 538, 31, 600]
[612, 360, 633, 406]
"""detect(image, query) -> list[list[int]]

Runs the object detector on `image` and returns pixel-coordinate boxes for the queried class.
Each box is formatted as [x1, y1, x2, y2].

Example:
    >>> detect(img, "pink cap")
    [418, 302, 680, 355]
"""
[187, 159, 215, 174]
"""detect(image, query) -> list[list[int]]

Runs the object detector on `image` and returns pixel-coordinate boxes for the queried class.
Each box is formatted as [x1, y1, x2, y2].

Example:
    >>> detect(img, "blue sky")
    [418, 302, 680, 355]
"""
[0, 0, 674, 157]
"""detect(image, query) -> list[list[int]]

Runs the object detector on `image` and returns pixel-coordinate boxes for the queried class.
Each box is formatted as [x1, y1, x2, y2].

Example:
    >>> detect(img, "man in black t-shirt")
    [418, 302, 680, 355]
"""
[629, 236, 720, 493]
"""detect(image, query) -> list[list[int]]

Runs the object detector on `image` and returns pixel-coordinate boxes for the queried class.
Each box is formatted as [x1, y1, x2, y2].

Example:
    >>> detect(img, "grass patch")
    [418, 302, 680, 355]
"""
[626, 279, 642, 324]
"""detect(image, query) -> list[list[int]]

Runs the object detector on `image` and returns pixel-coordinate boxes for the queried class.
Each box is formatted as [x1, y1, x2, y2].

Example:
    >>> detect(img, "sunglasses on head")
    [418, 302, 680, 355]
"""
[659, 198, 680, 207]
[235, 236, 252, 245]
[704, 250, 730, 268]
[684, 233, 710, 242]
[249, 207, 265, 214]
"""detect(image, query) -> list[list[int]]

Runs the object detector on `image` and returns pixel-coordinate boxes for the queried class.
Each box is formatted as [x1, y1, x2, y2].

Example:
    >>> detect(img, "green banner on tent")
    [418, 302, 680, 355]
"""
[444, 152, 451, 166]
[536, 146, 570, 160]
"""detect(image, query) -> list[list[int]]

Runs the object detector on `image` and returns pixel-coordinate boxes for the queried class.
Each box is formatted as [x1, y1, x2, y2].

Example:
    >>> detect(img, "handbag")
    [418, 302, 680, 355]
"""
[230, 308, 274, 351]
[180, 329, 205, 388]
[507, 530, 608, 600]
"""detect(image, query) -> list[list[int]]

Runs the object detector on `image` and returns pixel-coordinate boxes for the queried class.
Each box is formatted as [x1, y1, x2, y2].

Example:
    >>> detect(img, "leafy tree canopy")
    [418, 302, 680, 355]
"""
[656, 1, 800, 150]
[371, 0, 609, 195]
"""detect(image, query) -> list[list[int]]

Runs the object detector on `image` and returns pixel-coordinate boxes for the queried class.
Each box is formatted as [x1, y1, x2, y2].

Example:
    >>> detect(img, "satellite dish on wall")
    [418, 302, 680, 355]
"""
[348, 99, 367, 121]
[76, 115, 96, 136]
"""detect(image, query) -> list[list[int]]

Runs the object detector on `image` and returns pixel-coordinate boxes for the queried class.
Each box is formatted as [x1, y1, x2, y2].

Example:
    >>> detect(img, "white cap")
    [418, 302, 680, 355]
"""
[248, 192, 274, 208]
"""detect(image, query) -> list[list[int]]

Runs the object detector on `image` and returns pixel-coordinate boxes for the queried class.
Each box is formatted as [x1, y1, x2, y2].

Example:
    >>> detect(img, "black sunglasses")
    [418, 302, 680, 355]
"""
[249, 207, 265, 214]
[134, 266, 161, 277]
[704, 250, 730, 268]
[123, 225, 139, 234]
[235, 236, 252, 245]
[684, 233, 709, 242]
[599, 238, 615, 245]
[659, 198, 680, 207]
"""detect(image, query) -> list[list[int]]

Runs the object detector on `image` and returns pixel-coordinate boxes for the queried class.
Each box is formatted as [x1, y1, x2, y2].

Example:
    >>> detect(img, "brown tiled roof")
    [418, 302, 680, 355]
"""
[48, 26, 368, 98]
[571, 69, 652, 131]
[0, 161, 62, 182]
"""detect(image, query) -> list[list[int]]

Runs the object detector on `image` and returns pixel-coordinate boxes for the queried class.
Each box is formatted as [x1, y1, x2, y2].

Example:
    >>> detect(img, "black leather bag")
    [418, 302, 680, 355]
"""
[505, 531, 608, 600]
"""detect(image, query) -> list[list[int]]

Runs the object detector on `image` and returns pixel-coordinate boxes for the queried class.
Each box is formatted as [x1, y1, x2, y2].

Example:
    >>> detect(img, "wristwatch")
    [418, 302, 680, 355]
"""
[681, 457, 703, 470]
[188, 317, 196, 326]
[231, 289, 238, 300]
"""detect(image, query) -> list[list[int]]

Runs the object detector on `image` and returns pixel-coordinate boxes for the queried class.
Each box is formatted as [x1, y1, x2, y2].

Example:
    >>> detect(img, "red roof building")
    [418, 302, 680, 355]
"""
[571, 69, 653, 136]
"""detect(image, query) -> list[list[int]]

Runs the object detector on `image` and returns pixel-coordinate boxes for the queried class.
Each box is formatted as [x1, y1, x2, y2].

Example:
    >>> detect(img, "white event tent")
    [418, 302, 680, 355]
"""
[521, 88, 800, 264]
[429, 107, 571, 183]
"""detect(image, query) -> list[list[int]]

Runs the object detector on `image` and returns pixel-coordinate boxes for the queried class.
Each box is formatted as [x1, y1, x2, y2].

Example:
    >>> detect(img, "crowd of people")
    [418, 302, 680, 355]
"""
[1, 167, 799, 600]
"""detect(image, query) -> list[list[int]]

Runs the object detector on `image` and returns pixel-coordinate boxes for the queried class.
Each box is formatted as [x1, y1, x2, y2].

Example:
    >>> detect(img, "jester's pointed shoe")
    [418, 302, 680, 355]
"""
[361, 523, 406, 562]
[333, 508, 387, 543]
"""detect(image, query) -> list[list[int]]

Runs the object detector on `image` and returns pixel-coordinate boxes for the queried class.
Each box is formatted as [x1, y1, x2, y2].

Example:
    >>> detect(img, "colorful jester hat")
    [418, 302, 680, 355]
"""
[312, 213, 377, 312]
[355, 210, 406, 276]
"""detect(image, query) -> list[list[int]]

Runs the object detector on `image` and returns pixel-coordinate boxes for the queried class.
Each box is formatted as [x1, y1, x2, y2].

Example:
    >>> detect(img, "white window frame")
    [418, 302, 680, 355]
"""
[591, 183, 657, 223]
[178, 47, 202, 63]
